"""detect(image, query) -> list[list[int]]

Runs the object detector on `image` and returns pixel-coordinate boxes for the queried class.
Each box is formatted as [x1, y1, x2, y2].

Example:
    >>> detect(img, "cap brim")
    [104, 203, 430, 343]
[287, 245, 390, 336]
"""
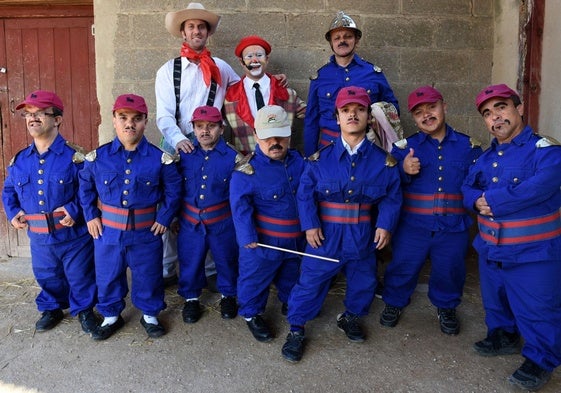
[256, 127, 291, 139]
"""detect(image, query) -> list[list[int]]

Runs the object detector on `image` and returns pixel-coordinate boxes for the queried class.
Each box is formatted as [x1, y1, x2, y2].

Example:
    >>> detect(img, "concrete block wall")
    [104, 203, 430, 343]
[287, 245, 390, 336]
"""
[95, 0, 497, 149]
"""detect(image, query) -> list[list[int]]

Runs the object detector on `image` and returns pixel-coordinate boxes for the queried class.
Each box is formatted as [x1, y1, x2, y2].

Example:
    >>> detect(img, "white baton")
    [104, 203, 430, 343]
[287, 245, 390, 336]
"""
[256, 243, 339, 263]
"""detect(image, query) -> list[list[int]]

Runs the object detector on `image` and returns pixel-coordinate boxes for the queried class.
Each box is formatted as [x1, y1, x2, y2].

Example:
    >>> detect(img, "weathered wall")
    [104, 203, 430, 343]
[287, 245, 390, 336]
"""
[94, 0, 515, 150]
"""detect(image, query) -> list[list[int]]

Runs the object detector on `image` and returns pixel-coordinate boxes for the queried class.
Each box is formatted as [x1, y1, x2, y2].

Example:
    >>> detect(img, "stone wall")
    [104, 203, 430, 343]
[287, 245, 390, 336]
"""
[95, 0, 500, 149]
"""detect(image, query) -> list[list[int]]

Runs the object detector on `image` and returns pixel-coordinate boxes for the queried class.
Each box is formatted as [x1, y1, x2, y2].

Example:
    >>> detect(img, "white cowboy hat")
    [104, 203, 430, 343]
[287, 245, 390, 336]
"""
[165, 3, 221, 38]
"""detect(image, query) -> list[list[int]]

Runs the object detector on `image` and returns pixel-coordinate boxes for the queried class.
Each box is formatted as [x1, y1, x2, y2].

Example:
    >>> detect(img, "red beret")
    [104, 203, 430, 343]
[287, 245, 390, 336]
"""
[234, 35, 271, 58]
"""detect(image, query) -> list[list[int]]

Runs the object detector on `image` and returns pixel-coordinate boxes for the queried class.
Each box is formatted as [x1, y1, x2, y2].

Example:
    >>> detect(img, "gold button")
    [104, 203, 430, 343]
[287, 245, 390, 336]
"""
[127, 158, 132, 163]
[513, 177, 519, 183]
[146, 181, 151, 185]
[438, 166, 443, 171]
[345, 77, 350, 82]
[104, 180, 108, 185]
[201, 184, 206, 189]
[38, 200, 45, 205]
[124, 179, 130, 184]
[325, 190, 330, 194]
[205, 156, 209, 160]
[59, 179, 64, 184]
[492, 162, 498, 168]
[498, 151, 504, 156]
[345, 68, 349, 72]
[438, 155, 443, 160]
[38, 190, 44, 195]
[345, 199, 350, 203]
[123, 190, 129, 195]
[348, 189, 353, 195]
[37, 179, 44, 185]
[122, 200, 128, 206]
[438, 176, 443, 181]
[326, 92, 331, 98]
[39, 159, 45, 164]
[202, 175, 208, 180]
[438, 187, 443, 192]
[38, 169, 44, 175]
[199, 194, 205, 200]
[438, 145, 442, 150]
[492, 177, 499, 183]
[289, 177, 293, 181]
[351, 162, 356, 167]
[273, 195, 278, 199]
[350, 176, 355, 181]
[125, 169, 131, 174]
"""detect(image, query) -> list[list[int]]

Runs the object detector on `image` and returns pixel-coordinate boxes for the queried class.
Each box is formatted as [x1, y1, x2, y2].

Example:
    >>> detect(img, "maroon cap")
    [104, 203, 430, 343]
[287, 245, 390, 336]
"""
[16, 90, 64, 111]
[475, 84, 519, 111]
[112, 94, 148, 115]
[191, 106, 222, 123]
[335, 86, 371, 108]
[235, 35, 272, 57]
[407, 86, 443, 111]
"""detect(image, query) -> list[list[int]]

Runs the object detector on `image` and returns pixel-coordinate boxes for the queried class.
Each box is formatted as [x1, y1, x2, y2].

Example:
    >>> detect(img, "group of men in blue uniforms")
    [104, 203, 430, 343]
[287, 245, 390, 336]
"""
[2, 2, 561, 390]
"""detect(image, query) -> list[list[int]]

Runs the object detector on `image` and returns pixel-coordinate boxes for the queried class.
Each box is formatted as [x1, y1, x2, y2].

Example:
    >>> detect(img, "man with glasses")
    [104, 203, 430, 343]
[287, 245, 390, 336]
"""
[2, 90, 98, 335]
[223, 35, 306, 155]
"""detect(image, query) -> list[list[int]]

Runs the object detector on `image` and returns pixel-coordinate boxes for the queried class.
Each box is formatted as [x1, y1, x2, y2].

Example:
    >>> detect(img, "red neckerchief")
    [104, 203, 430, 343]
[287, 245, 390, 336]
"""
[180, 43, 222, 87]
[225, 74, 289, 126]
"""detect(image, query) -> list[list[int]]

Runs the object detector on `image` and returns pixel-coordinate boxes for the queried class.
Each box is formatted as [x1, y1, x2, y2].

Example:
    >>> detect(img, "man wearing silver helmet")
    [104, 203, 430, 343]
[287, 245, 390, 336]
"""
[303, 11, 399, 157]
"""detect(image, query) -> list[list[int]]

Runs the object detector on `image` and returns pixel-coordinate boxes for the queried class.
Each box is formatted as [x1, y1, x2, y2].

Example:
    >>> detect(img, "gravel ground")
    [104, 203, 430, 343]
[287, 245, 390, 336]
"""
[0, 255, 559, 393]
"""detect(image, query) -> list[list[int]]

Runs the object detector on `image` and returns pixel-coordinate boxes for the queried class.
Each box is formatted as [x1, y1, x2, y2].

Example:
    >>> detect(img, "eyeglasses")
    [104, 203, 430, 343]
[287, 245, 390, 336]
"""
[21, 111, 57, 119]
[243, 52, 267, 61]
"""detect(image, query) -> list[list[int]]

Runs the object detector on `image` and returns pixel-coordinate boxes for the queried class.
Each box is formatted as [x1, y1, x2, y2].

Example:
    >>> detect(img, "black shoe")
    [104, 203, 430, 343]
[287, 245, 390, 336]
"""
[282, 331, 305, 363]
[337, 313, 365, 342]
[508, 358, 552, 391]
[246, 315, 273, 342]
[473, 329, 521, 357]
[281, 303, 288, 316]
[437, 308, 460, 335]
[35, 309, 64, 331]
[182, 300, 202, 324]
[163, 274, 178, 288]
[91, 316, 124, 341]
[78, 308, 99, 334]
[220, 296, 238, 319]
[380, 305, 401, 328]
[206, 274, 218, 293]
[140, 317, 166, 338]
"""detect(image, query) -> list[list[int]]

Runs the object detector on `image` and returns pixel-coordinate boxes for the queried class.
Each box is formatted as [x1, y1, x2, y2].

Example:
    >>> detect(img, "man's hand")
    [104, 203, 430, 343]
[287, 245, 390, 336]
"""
[305, 228, 324, 249]
[87, 217, 103, 239]
[475, 193, 493, 216]
[374, 228, 390, 250]
[175, 138, 194, 154]
[54, 206, 75, 227]
[244, 242, 258, 249]
[403, 148, 421, 175]
[273, 73, 288, 87]
[151, 222, 168, 236]
[11, 211, 27, 230]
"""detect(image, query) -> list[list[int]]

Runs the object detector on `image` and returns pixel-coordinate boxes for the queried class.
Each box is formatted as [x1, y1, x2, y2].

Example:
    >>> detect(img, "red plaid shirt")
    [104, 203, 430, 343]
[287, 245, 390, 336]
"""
[223, 74, 306, 154]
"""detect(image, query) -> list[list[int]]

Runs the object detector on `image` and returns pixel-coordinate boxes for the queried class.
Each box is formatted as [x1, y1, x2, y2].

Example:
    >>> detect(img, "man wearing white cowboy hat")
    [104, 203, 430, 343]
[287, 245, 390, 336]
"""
[155, 2, 241, 289]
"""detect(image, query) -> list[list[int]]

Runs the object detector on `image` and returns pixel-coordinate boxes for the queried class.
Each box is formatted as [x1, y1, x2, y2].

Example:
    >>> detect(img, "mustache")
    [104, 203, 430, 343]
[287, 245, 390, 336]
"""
[269, 144, 283, 151]
[492, 119, 510, 131]
[338, 42, 350, 48]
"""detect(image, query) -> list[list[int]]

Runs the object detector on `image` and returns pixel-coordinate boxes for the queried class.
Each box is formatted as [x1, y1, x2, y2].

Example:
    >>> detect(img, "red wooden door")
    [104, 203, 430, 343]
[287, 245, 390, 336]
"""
[0, 8, 99, 257]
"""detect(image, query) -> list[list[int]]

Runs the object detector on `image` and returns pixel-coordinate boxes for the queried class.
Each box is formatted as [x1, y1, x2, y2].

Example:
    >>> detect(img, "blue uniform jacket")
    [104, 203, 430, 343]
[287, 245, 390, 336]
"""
[230, 146, 305, 252]
[2, 133, 88, 244]
[303, 54, 399, 156]
[178, 138, 239, 232]
[298, 138, 402, 260]
[78, 136, 182, 243]
[391, 125, 482, 232]
[462, 125, 561, 262]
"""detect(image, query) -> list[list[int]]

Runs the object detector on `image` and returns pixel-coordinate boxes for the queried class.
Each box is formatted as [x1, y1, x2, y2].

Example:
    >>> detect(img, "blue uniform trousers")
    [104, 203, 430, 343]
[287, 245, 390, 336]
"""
[31, 232, 96, 316]
[287, 250, 377, 326]
[94, 231, 165, 317]
[237, 247, 300, 318]
[383, 223, 468, 309]
[177, 223, 238, 299]
[479, 258, 561, 371]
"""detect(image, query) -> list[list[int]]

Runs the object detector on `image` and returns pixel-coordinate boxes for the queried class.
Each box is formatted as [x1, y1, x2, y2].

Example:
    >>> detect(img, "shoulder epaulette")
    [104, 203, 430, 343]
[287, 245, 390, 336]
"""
[309, 71, 319, 81]
[161, 151, 179, 165]
[536, 135, 561, 148]
[65, 141, 87, 164]
[307, 142, 334, 162]
[469, 137, 482, 148]
[373, 64, 382, 73]
[394, 138, 408, 150]
[8, 150, 24, 167]
[226, 142, 245, 164]
[234, 152, 255, 175]
[385, 153, 397, 167]
[85, 150, 97, 162]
